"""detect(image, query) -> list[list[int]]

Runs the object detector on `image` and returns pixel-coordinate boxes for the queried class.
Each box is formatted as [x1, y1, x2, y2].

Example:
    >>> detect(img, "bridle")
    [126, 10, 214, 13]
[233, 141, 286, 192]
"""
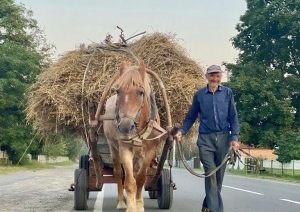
[114, 85, 150, 138]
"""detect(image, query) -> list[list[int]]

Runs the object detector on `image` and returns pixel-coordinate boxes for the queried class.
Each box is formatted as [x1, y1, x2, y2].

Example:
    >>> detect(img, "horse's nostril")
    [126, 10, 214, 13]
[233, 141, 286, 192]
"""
[130, 124, 135, 131]
[117, 118, 135, 135]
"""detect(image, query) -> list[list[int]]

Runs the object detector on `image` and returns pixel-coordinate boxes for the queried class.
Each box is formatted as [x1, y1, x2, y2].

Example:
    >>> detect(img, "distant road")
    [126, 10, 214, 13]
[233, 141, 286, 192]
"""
[1, 166, 300, 212]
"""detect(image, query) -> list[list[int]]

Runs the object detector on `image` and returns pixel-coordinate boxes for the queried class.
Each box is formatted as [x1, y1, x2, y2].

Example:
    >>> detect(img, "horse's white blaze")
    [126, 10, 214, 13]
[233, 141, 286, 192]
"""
[125, 94, 129, 103]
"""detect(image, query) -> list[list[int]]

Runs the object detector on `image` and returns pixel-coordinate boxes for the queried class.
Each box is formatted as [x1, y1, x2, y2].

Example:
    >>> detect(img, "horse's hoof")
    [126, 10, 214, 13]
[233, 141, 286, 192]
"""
[136, 207, 145, 212]
[117, 201, 127, 209]
[136, 204, 144, 212]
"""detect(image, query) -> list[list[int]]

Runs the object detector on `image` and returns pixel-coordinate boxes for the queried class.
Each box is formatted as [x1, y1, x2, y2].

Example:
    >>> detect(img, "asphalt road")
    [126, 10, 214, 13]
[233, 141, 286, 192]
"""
[1, 165, 300, 212]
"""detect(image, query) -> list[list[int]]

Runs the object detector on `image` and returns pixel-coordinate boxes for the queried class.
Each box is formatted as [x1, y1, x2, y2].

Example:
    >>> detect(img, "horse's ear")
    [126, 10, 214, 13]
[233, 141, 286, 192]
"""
[139, 61, 146, 80]
[119, 61, 127, 76]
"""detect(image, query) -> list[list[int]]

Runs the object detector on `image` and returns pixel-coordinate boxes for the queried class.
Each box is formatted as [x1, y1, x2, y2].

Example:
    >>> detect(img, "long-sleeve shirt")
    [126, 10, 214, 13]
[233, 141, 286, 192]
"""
[180, 85, 239, 141]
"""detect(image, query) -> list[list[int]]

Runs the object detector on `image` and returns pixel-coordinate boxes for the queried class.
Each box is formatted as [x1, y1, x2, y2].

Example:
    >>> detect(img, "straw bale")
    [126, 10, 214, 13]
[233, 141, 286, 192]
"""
[26, 33, 206, 140]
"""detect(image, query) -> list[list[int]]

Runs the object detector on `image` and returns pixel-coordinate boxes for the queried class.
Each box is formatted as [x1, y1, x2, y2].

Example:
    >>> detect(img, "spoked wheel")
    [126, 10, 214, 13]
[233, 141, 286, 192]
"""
[74, 169, 88, 210]
[79, 155, 90, 199]
[148, 190, 158, 199]
[157, 168, 173, 209]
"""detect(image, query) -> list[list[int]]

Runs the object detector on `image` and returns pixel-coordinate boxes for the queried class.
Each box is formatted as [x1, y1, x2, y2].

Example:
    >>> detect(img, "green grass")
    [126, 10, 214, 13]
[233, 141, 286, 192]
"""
[0, 160, 77, 175]
[179, 166, 300, 183]
[227, 168, 300, 183]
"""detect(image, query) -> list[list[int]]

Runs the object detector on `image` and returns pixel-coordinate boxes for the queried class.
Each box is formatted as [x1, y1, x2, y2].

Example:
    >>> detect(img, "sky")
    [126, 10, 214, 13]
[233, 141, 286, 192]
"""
[15, 0, 247, 74]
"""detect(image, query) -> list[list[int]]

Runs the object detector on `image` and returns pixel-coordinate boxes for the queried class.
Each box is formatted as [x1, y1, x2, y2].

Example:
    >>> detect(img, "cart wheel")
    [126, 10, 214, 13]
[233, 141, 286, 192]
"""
[74, 169, 88, 210]
[79, 155, 90, 199]
[148, 190, 158, 199]
[157, 168, 173, 209]
[79, 155, 89, 170]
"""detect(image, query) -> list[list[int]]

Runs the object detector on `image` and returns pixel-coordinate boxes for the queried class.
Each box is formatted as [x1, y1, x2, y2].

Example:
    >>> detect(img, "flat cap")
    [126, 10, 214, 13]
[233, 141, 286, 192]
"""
[206, 65, 222, 74]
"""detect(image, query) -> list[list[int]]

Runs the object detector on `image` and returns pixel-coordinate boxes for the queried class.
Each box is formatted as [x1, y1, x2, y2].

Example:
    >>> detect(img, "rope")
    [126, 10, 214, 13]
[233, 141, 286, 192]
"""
[176, 139, 231, 178]
[238, 148, 262, 170]
[176, 137, 263, 177]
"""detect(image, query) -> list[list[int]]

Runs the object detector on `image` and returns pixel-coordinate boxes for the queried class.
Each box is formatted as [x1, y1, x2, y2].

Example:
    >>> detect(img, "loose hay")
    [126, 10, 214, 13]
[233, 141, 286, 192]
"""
[26, 33, 206, 140]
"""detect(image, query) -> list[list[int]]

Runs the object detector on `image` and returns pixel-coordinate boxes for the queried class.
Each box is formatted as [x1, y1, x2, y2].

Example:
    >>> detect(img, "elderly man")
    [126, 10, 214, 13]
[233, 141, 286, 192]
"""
[175, 65, 240, 212]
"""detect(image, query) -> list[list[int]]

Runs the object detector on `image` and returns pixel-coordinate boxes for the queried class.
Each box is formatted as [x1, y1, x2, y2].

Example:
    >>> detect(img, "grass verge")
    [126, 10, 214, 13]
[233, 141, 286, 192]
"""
[227, 169, 300, 183]
[0, 160, 77, 175]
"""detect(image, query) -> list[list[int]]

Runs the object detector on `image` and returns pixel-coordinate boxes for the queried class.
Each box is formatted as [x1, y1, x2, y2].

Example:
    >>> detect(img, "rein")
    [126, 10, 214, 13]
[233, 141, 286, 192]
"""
[176, 138, 259, 178]
[176, 139, 233, 178]
[237, 148, 262, 168]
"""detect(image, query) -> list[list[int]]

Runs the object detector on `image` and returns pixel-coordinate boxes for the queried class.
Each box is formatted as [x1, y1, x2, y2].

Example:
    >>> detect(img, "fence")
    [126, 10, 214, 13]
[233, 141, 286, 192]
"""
[0, 158, 12, 165]
[0, 151, 12, 165]
[229, 157, 300, 176]
[37, 155, 70, 164]
[0, 150, 7, 159]
[0, 155, 69, 165]
[176, 157, 300, 178]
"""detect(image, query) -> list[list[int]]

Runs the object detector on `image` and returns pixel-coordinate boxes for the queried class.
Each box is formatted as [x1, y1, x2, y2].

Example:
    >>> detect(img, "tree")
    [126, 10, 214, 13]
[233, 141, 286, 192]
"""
[226, 0, 300, 160]
[43, 134, 85, 161]
[231, 0, 300, 124]
[275, 130, 300, 163]
[0, 0, 53, 164]
[226, 63, 294, 148]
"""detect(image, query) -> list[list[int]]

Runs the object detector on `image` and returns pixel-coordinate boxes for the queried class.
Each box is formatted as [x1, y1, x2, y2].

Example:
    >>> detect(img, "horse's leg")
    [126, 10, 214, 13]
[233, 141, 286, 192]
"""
[136, 148, 157, 212]
[119, 144, 136, 212]
[110, 145, 126, 209]
[135, 165, 146, 212]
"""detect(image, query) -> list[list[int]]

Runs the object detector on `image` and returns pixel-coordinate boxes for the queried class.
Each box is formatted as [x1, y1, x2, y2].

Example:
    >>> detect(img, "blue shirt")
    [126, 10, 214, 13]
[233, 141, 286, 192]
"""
[180, 85, 239, 141]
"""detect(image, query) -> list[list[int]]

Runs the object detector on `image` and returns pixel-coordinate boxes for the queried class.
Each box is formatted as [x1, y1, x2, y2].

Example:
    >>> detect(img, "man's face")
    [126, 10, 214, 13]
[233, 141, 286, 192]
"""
[206, 72, 222, 88]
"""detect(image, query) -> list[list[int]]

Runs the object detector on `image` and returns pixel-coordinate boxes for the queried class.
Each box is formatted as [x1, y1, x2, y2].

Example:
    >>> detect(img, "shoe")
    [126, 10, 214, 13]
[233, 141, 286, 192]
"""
[201, 207, 209, 212]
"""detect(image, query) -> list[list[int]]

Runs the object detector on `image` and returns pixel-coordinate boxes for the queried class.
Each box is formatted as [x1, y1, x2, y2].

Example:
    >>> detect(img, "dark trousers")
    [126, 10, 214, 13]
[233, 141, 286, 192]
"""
[197, 132, 230, 212]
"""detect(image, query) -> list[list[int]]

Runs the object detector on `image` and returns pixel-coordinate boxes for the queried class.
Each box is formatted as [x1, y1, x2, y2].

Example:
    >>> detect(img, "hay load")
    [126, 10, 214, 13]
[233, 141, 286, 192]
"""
[26, 33, 206, 139]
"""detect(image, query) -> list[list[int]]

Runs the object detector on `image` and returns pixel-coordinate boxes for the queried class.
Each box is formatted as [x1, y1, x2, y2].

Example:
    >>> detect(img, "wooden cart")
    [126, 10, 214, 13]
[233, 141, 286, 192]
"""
[72, 129, 176, 210]
[70, 67, 177, 210]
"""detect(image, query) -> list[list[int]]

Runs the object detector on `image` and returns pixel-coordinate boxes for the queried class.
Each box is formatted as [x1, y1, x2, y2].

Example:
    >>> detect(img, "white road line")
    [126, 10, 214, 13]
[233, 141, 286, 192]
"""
[280, 199, 300, 205]
[95, 185, 105, 210]
[223, 185, 264, 195]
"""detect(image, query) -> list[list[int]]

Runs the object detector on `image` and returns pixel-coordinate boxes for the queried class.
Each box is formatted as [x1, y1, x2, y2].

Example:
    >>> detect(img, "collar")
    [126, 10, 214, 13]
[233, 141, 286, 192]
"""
[205, 84, 223, 93]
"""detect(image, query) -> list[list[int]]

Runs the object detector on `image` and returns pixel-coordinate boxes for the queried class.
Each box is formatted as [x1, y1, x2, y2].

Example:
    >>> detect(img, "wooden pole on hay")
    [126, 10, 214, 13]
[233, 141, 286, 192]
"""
[88, 66, 121, 191]
[88, 99, 104, 190]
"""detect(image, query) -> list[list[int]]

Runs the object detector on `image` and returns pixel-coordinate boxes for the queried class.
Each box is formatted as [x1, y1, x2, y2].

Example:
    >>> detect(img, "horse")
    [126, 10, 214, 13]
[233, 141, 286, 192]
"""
[103, 61, 167, 212]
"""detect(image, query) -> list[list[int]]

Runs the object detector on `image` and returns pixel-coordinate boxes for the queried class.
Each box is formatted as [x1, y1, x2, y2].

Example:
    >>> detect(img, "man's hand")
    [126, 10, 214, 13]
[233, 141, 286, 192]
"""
[230, 141, 240, 151]
[174, 131, 183, 142]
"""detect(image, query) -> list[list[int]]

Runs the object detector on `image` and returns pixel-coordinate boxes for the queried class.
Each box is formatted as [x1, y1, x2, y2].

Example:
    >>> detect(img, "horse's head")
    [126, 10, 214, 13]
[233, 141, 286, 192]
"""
[113, 61, 151, 140]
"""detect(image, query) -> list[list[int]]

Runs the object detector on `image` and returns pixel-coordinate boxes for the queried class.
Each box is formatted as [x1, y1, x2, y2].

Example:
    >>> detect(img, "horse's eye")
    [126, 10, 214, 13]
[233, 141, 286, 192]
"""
[138, 91, 144, 96]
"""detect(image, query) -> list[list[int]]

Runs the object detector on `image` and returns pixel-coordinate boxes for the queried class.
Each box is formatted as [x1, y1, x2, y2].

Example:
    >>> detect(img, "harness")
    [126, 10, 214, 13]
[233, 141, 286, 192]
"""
[121, 120, 168, 146]
[114, 84, 166, 146]
[115, 87, 145, 128]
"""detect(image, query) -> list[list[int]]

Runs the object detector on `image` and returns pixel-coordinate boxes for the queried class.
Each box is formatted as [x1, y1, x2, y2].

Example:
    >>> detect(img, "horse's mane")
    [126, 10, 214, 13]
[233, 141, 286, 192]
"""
[114, 66, 151, 97]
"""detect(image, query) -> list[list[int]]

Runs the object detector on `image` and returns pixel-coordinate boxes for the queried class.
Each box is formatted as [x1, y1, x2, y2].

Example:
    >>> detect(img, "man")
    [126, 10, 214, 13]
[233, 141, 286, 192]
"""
[175, 65, 240, 212]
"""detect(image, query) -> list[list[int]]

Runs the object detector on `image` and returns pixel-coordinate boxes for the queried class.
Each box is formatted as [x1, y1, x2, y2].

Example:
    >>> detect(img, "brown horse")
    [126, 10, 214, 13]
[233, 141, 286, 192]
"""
[103, 62, 166, 212]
